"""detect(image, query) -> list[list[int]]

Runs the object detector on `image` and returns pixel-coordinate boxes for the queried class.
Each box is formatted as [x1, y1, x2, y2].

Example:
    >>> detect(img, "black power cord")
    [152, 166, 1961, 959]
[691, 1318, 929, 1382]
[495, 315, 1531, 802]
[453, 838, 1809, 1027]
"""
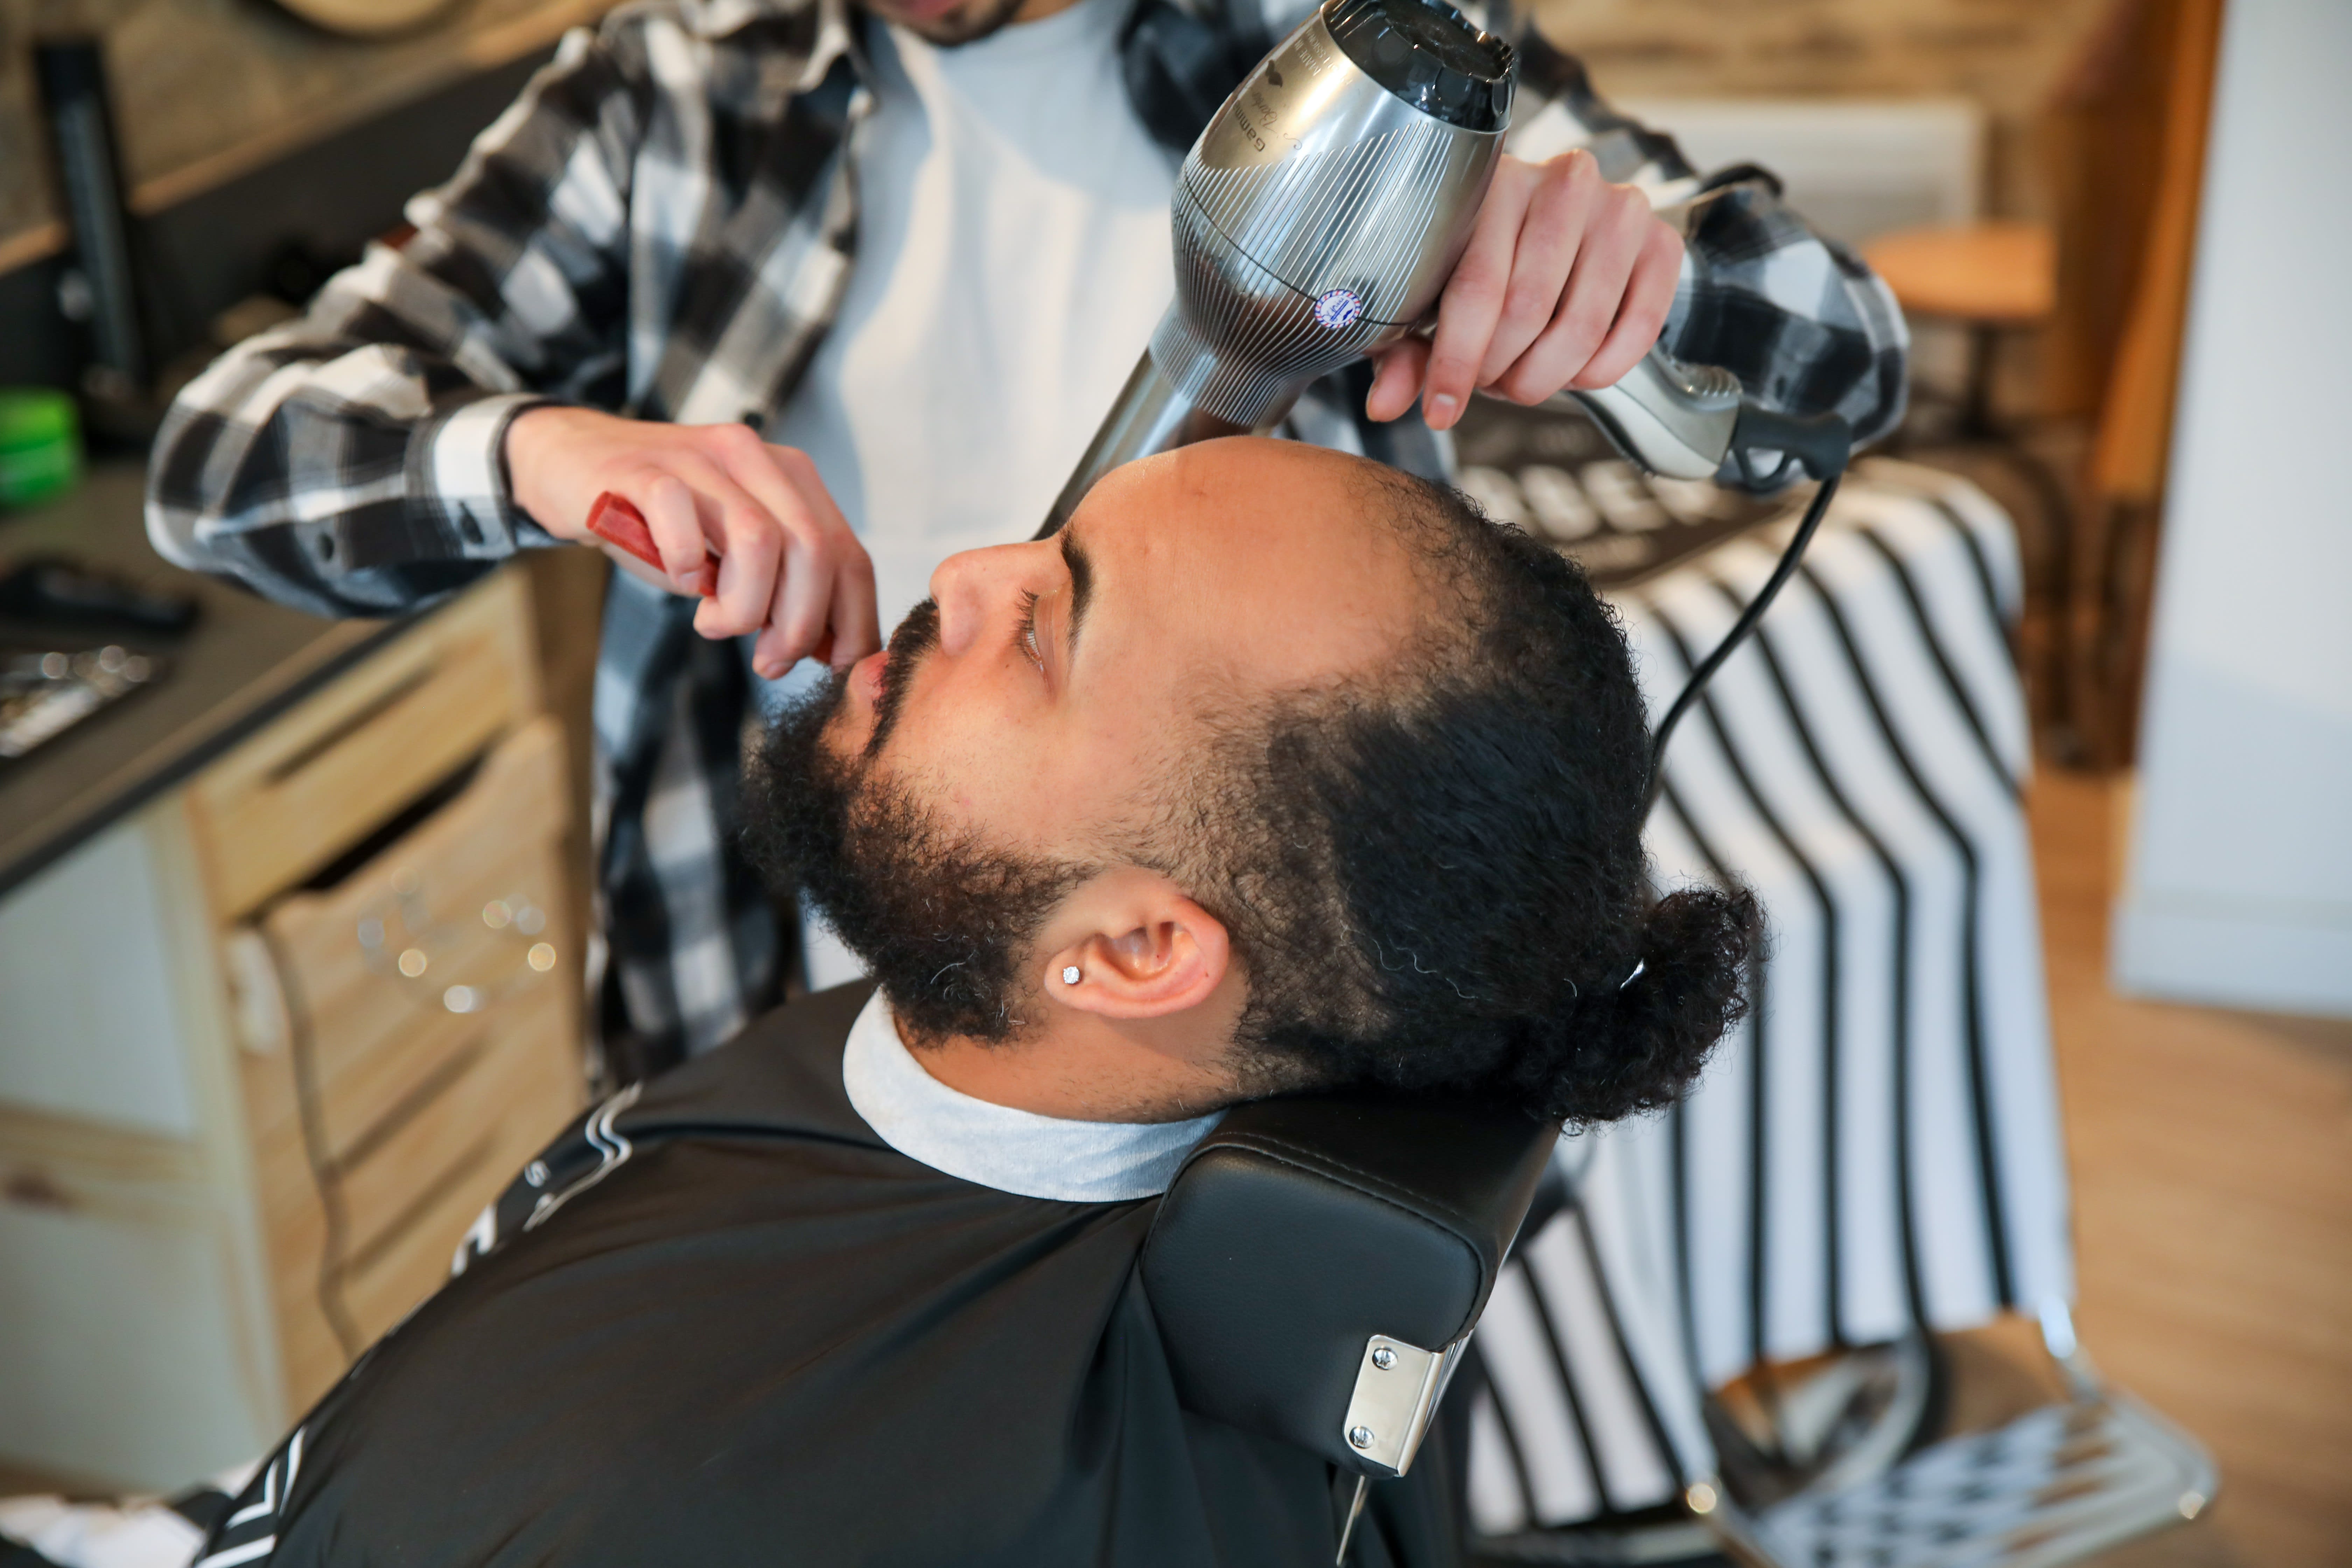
[1642, 406, 1854, 816]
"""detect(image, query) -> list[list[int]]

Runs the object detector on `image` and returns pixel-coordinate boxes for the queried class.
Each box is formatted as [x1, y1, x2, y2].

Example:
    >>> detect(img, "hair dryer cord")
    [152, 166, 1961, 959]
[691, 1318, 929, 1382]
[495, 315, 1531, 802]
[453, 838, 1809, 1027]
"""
[1641, 406, 1853, 818]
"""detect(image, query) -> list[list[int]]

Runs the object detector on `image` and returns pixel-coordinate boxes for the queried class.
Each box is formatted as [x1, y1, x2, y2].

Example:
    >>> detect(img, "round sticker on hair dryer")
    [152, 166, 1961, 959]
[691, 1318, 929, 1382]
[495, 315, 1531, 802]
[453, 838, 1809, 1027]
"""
[1312, 288, 1365, 331]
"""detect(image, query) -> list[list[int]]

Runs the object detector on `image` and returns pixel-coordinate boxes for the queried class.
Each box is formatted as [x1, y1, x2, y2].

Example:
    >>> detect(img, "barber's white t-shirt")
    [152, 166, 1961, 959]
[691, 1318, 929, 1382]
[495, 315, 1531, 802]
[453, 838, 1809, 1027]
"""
[771, 0, 1177, 989]
[768, 0, 1178, 634]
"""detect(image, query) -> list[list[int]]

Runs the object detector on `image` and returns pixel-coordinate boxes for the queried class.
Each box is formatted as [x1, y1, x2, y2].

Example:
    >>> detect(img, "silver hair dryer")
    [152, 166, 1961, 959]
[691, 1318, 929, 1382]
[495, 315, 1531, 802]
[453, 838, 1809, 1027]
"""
[1040, 0, 1835, 538]
[1043, 0, 1511, 533]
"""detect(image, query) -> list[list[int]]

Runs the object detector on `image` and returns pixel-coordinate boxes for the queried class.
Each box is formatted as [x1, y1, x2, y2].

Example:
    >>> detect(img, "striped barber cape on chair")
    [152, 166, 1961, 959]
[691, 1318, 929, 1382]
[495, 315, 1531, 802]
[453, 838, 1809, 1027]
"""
[1463, 457, 2077, 1553]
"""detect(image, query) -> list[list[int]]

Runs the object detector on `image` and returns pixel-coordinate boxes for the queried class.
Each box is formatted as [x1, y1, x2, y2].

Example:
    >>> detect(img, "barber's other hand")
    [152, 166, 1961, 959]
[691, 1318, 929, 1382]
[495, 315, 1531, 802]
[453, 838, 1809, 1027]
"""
[1364, 150, 1683, 432]
[506, 407, 879, 678]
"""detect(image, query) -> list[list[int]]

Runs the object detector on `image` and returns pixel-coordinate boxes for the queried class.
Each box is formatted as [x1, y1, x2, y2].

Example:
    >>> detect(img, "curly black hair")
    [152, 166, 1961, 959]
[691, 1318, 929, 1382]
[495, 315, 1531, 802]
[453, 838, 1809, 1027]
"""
[1166, 467, 1759, 1125]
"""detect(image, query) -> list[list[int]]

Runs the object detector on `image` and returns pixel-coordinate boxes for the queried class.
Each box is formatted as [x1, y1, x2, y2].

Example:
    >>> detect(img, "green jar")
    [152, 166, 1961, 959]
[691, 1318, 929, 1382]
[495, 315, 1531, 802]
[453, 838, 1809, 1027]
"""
[0, 388, 82, 508]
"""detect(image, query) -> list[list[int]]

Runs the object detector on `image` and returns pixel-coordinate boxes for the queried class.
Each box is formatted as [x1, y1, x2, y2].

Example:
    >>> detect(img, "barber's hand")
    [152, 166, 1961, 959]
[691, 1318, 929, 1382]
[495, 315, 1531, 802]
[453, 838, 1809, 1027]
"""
[1365, 149, 1683, 432]
[506, 407, 879, 678]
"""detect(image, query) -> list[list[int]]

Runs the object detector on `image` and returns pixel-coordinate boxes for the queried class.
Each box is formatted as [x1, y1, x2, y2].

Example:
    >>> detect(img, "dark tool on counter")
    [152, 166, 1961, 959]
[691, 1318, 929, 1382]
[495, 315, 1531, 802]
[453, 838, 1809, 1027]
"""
[36, 39, 162, 442]
[0, 643, 163, 761]
[0, 555, 199, 639]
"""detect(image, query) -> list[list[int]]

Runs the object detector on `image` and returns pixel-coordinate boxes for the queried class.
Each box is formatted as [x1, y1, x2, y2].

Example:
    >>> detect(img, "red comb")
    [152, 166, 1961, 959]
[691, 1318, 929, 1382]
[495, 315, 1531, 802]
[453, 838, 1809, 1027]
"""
[586, 491, 719, 597]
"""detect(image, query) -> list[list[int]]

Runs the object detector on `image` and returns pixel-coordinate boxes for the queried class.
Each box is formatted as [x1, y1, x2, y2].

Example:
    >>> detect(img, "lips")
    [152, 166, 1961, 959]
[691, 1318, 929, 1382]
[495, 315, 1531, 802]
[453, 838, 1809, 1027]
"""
[854, 648, 889, 708]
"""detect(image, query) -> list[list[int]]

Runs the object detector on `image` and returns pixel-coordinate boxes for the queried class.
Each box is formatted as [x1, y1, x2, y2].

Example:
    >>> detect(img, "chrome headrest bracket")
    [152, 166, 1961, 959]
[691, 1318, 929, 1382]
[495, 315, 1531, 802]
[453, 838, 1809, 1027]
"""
[1340, 1332, 1467, 1478]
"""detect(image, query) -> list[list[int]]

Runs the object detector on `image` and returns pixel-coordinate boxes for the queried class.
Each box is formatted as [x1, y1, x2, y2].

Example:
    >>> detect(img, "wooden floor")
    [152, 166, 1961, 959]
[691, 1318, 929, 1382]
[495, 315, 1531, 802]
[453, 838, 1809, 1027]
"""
[2032, 769, 2352, 1567]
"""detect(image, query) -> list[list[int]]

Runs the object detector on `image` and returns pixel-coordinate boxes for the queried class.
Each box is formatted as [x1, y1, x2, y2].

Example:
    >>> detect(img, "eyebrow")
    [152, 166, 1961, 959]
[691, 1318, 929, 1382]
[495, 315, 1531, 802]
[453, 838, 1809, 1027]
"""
[1060, 528, 1094, 662]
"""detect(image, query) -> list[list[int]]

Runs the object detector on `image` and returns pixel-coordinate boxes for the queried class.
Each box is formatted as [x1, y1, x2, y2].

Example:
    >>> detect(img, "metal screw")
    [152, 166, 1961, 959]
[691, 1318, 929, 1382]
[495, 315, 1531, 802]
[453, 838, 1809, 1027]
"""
[1371, 1346, 1396, 1371]
[1348, 1426, 1375, 1450]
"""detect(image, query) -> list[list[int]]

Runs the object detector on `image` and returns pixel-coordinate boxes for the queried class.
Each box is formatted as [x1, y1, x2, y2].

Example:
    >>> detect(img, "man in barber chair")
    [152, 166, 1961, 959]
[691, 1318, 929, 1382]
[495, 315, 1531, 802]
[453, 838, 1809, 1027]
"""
[147, 0, 1901, 1086]
[183, 438, 1756, 1567]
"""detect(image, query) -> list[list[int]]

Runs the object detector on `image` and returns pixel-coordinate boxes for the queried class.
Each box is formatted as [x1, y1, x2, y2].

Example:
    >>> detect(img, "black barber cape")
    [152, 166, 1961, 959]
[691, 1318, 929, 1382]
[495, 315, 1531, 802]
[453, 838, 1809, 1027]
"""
[202, 983, 1463, 1566]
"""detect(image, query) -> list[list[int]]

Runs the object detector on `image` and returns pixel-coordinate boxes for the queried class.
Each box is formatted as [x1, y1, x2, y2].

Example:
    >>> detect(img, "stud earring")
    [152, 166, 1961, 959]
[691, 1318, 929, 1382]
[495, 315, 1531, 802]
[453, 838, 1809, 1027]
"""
[1061, 965, 1082, 986]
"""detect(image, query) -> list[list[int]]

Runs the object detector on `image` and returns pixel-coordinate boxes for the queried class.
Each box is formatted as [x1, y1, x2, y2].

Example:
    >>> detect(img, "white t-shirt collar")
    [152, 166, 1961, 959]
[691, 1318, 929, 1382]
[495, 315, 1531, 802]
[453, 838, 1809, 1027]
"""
[841, 989, 1220, 1202]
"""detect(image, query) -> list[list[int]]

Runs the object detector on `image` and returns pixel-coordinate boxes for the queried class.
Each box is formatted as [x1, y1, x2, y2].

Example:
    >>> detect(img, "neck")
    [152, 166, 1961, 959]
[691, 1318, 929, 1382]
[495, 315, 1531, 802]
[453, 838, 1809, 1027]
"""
[912, 1003, 1244, 1124]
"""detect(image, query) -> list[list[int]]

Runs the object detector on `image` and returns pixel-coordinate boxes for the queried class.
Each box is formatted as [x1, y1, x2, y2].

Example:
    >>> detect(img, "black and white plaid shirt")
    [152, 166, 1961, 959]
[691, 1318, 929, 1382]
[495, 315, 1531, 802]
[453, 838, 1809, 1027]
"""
[146, 0, 1905, 1079]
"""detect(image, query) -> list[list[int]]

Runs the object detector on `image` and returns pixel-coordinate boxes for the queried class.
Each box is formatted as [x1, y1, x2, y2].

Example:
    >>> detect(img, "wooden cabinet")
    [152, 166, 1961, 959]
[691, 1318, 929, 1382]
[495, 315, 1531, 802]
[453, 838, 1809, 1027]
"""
[0, 569, 586, 1488]
[234, 716, 582, 1408]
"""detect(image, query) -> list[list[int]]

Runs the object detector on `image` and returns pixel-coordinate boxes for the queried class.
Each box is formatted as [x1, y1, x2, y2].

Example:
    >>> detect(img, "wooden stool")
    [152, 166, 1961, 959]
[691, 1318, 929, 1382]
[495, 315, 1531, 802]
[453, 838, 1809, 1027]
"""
[1864, 220, 2056, 435]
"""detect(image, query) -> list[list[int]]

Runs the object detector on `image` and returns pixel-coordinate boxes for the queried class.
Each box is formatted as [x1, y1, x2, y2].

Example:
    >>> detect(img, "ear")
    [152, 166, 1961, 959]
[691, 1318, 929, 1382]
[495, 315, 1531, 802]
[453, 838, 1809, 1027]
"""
[1042, 875, 1231, 1023]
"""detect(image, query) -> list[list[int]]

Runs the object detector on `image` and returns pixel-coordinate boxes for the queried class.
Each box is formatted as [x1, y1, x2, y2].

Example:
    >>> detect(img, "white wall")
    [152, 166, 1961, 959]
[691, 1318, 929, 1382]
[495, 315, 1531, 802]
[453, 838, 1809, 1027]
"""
[1618, 97, 1985, 246]
[2114, 0, 2352, 1016]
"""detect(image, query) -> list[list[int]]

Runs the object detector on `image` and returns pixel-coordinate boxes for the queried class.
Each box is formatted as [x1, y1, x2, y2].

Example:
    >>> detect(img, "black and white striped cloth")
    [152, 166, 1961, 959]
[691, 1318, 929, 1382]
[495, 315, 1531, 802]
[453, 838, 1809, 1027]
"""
[1467, 456, 2075, 1536]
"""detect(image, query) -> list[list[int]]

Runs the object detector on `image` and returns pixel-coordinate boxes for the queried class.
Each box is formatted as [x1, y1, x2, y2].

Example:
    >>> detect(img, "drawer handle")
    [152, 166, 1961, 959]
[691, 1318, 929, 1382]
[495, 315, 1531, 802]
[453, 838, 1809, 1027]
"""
[262, 659, 441, 785]
[355, 876, 560, 1015]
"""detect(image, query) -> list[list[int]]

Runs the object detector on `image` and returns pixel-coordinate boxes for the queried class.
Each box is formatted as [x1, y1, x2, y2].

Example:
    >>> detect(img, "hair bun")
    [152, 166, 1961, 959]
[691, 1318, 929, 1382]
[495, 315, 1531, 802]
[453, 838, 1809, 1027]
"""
[1505, 886, 1760, 1125]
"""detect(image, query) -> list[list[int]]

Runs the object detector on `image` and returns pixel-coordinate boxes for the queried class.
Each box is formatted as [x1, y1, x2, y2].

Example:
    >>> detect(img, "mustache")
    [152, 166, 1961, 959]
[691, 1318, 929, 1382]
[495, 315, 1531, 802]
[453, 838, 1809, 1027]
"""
[866, 598, 940, 758]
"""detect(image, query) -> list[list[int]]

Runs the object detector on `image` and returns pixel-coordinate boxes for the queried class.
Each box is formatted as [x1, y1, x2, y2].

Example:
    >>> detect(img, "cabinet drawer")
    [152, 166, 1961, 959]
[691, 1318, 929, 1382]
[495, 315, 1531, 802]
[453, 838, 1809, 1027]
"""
[240, 718, 574, 1163]
[192, 570, 540, 920]
[230, 715, 585, 1412]
[265, 1002, 580, 1410]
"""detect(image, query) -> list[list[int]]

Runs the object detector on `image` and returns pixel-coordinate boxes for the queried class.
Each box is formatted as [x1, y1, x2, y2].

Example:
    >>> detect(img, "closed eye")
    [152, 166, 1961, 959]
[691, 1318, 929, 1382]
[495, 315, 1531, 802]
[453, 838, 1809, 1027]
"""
[1015, 589, 1044, 672]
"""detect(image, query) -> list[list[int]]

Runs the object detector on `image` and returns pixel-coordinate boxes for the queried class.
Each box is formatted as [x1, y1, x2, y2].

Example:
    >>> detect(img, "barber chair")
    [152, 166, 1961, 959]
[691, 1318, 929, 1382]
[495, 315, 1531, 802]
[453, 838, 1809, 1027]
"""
[1144, 1090, 1559, 1556]
[1730, 1309, 2217, 1568]
[1150, 1099, 2215, 1568]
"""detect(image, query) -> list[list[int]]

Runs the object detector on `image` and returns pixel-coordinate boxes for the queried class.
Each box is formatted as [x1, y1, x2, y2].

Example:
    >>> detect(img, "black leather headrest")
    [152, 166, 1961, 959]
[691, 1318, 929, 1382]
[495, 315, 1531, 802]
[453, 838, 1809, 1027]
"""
[1141, 1090, 1557, 1476]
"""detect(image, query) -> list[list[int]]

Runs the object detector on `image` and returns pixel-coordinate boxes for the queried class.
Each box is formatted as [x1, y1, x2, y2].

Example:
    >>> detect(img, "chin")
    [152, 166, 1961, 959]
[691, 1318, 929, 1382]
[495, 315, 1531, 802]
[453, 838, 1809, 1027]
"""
[869, 0, 1026, 46]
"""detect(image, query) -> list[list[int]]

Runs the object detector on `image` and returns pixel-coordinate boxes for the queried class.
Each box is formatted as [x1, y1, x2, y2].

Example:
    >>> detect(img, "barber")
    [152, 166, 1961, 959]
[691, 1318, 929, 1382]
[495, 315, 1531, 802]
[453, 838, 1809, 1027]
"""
[148, 0, 1902, 1081]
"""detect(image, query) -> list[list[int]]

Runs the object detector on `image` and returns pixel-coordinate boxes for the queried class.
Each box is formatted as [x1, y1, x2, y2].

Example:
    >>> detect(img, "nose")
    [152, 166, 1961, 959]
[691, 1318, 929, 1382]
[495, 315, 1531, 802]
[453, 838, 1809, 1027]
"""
[931, 540, 1052, 657]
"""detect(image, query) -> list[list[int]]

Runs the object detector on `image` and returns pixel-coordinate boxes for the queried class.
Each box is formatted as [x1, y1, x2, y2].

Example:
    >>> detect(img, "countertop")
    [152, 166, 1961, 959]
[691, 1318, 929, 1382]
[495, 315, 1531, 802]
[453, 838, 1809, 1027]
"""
[0, 462, 410, 899]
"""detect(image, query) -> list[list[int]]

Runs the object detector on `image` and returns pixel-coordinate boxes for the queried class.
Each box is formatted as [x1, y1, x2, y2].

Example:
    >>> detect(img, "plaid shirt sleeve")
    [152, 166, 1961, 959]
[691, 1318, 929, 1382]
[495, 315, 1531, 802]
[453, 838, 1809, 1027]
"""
[1502, 30, 1910, 476]
[142, 23, 652, 615]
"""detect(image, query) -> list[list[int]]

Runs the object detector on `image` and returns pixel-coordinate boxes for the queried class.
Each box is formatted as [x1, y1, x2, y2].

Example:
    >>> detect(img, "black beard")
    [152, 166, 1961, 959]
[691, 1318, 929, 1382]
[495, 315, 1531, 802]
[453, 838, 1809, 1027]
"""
[743, 609, 1088, 1046]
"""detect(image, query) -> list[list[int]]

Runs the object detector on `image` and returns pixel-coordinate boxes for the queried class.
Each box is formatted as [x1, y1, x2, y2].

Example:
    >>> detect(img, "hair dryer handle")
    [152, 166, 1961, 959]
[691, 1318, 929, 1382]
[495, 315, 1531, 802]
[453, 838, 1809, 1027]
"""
[1560, 348, 1745, 482]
